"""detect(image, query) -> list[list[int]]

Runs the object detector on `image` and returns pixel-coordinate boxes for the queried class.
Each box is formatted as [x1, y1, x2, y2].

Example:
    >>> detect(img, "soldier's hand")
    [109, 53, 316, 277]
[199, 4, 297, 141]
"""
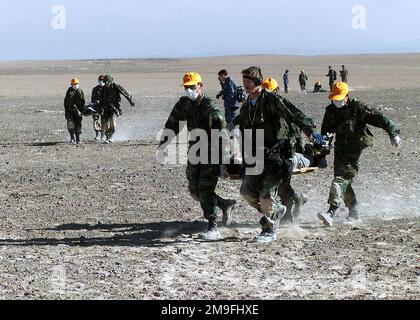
[216, 94, 221, 99]
[390, 136, 401, 147]
[130, 101, 136, 108]
[77, 111, 83, 118]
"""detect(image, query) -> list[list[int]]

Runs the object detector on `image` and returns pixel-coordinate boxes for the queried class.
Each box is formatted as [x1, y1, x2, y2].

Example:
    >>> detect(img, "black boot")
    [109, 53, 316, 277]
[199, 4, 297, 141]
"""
[75, 133, 81, 145]
[69, 130, 76, 144]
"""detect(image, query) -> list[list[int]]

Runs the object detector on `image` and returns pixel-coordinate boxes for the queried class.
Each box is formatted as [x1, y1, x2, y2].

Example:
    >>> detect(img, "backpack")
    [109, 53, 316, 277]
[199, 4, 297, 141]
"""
[235, 86, 246, 103]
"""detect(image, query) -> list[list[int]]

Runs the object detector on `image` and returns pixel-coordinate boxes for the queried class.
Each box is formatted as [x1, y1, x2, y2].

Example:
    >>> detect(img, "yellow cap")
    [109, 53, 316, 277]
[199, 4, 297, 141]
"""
[182, 72, 202, 86]
[71, 78, 79, 85]
[329, 81, 349, 100]
[262, 78, 279, 92]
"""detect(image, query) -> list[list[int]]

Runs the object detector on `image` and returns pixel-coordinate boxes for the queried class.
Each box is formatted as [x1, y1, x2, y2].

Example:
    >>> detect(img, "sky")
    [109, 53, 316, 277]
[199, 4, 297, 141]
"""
[0, 0, 419, 60]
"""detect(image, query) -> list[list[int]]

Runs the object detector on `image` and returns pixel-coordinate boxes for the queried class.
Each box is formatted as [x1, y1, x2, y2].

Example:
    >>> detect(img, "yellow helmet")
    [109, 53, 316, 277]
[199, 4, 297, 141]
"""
[182, 72, 202, 86]
[71, 78, 79, 85]
[262, 77, 279, 92]
[329, 82, 349, 100]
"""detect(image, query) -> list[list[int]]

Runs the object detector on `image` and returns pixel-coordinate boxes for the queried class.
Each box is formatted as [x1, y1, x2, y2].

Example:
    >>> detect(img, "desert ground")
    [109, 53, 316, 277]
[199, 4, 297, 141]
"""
[0, 54, 418, 299]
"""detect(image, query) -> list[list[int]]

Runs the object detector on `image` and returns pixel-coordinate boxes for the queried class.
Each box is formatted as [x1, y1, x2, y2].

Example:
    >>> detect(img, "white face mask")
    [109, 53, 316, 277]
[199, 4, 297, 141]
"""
[185, 88, 199, 101]
[72, 84, 79, 90]
[98, 81, 105, 87]
[333, 99, 346, 108]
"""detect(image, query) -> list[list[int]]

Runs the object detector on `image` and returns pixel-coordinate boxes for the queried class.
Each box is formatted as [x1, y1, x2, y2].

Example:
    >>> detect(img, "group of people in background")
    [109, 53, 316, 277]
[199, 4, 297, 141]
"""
[282, 65, 349, 94]
[64, 75, 135, 144]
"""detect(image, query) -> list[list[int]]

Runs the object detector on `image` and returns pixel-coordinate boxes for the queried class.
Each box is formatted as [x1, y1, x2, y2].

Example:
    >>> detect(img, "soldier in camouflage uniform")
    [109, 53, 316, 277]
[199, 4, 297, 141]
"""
[239, 67, 319, 242]
[318, 82, 401, 227]
[64, 78, 85, 144]
[158, 72, 236, 241]
[100, 75, 135, 143]
[91, 75, 105, 140]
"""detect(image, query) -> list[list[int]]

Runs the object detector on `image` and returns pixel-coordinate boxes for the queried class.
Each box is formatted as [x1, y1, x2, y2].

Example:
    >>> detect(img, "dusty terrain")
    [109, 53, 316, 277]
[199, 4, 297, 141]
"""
[0, 54, 418, 299]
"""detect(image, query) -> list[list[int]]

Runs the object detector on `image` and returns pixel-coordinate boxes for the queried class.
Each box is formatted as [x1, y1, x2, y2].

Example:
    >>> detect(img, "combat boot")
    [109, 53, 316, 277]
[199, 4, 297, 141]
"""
[217, 197, 236, 227]
[317, 205, 338, 227]
[255, 215, 279, 243]
[75, 133, 81, 145]
[292, 192, 308, 217]
[279, 200, 294, 225]
[198, 219, 221, 241]
[69, 130, 76, 144]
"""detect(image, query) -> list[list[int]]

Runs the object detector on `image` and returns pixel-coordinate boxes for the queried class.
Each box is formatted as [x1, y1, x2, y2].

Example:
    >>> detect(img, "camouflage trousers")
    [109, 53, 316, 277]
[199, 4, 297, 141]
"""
[101, 112, 117, 139]
[328, 147, 362, 209]
[240, 163, 293, 230]
[67, 116, 82, 134]
[186, 163, 220, 221]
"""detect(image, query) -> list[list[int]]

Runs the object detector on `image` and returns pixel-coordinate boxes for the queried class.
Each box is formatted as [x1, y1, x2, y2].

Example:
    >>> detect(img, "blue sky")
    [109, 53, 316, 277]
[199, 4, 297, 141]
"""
[0, 0, 419, 60]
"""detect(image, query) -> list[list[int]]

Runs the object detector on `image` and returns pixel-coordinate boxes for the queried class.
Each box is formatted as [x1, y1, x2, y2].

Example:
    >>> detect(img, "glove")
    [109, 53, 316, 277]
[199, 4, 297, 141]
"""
[216, 94, 221, 99]
[311, 133, 324, 145]
[390, 136, 401, 147]
[130, 101, 136, 108]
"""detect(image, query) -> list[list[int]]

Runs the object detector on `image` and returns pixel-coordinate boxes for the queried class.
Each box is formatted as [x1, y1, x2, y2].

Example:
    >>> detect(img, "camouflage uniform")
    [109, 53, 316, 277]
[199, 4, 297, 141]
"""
[340, 67, 348, 83]
[91, 85, 103, 135]
[299, 73, 308, 91]
[161, 94, 231, 222]
[239, 88, 316, 231]
[100, 81, 134, 140]
[321, 98, 400, 212]
[326, 69, 337, 91]
[64, 87, 85, 139]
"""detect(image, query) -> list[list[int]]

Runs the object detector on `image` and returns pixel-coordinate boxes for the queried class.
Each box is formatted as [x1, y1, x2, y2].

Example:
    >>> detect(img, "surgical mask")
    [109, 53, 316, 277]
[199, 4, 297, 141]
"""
[333, 99, 346, 108]
[185, 88, 199, 101]
[72, 84, 79, 90]
[98, 81, 105, 87]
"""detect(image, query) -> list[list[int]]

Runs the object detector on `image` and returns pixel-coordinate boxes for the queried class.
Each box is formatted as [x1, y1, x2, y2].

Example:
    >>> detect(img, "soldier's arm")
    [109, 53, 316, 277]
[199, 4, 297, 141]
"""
[116, 84, 134, 104]
[91, 88, 99, 103]
[359, 104, 401, 138]
[159, 99, 187, 146]
[64, 91, 79, 114]
[321, 108, 335, 135]
[277, 97, 316, 138]
[209, 103, 231, 164]
[80, 90, 86, 108]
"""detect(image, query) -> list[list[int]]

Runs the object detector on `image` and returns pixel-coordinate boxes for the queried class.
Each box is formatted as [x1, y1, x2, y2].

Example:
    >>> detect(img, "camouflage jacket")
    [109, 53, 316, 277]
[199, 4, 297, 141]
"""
[299, 73, 308, 84]
[321, 98, 400, 153]
[161, 94, 230, 164]
[101, 83, 133, 109]
[239, 89, 316, 159]
[91, 85, 104, 103]
[64, 87, 85, 119]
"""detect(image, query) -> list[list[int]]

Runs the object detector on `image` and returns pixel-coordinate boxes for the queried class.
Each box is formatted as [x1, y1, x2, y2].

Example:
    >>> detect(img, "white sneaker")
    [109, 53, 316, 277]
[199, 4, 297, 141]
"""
[254, 231, 277, 243]
[317, 211, 334, 227]
[198, 227, 221, 241]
